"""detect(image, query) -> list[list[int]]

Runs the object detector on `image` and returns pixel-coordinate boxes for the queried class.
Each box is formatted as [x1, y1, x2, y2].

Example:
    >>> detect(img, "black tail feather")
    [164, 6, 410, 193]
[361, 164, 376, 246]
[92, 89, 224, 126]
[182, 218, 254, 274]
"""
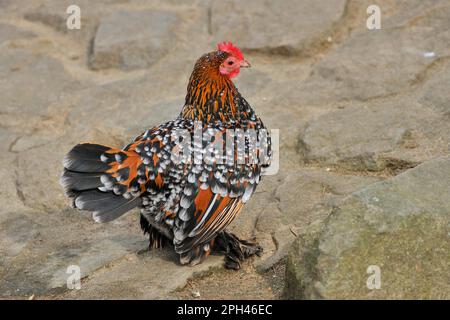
[61, 143, 141, 222]
[63, 143, 111, 173]
[60, 170, 102, 192]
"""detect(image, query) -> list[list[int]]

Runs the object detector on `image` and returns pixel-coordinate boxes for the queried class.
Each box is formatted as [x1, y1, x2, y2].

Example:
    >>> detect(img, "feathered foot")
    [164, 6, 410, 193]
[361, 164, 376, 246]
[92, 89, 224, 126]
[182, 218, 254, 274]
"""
[214, 230, 263, 270]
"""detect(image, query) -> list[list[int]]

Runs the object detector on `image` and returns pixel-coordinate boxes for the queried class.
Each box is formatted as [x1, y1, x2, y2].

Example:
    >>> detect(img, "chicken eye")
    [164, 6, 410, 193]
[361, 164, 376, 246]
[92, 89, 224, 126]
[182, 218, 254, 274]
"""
[227, 60, 234, 65]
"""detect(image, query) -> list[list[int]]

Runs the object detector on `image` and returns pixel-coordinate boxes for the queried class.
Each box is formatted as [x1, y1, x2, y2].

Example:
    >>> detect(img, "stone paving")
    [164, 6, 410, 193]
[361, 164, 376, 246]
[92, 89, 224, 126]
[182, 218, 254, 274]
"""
[0, 0, 449, 299]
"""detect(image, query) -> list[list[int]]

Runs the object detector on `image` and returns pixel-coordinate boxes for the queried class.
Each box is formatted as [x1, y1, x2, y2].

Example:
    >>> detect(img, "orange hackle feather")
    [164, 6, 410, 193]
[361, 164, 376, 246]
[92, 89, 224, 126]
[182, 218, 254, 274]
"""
[180, 42, 249, 122]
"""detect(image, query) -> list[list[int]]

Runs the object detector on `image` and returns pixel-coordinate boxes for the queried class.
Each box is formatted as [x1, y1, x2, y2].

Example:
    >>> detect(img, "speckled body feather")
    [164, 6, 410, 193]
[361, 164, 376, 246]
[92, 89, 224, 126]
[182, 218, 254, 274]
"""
[61, 46, 271, 267]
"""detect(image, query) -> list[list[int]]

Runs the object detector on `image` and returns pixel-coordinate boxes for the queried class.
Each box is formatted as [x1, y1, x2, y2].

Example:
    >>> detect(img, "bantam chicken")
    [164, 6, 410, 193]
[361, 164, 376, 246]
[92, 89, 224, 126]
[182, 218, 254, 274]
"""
[60, 42, 271, 269]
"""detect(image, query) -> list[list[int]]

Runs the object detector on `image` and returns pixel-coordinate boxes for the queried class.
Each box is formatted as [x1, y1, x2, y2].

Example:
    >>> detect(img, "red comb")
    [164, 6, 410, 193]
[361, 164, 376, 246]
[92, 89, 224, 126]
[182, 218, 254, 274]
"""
[217, 41, 244, 61]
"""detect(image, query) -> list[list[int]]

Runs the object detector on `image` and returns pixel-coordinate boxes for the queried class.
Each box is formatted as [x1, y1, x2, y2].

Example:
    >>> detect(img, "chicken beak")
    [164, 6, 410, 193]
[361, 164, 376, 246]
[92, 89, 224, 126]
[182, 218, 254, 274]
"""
[240, 60, 251, 68]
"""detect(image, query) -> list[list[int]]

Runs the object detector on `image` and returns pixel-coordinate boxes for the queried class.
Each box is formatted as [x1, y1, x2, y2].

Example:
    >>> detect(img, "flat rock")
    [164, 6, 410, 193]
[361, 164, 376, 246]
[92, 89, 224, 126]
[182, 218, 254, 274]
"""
[62, 251, 223, 299]
[299, 98, 450, 172]
[0, 164, 29, 219]
[90, 10, 179, 70]
[296, 4, 450, 106]
[23, 1, 121, 35]
[210, 0, 346, 55]
[0, 49, 82, 117]
[228, 169, 381, 270]
[0, 224, 146, 296]
[418, 56, 450, 117]
[0, 23, 35, 44]
[285, 156, 450, 299]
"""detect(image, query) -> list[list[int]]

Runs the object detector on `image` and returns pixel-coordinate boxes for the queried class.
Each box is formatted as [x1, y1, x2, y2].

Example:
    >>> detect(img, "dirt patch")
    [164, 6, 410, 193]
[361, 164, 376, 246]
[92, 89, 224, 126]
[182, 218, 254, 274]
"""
[175, 260, 285, 300]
